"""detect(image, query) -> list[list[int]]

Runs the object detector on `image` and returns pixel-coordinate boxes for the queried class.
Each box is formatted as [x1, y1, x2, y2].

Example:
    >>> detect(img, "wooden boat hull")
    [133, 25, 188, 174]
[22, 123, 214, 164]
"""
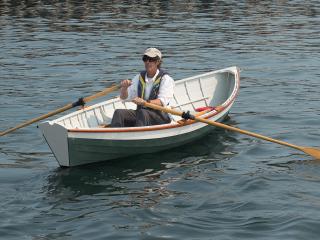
[39, 67, 240, 167]
[68, 124, 212, 165]
[67, 114, 229, 166]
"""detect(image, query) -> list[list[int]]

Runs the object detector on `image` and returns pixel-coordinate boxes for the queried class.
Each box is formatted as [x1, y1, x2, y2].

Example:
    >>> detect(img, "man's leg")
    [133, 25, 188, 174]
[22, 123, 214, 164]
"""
[110, 109, 137, 127]
[135, 109, 171, 126]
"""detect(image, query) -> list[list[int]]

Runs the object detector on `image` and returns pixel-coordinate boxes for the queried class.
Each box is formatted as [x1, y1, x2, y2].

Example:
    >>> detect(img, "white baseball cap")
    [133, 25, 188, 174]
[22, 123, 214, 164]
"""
[143, 47, 162, 59]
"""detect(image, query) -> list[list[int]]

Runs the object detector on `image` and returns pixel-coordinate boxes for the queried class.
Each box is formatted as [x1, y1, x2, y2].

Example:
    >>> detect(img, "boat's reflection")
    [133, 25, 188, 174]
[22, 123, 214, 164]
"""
[45, 126, 239, 208]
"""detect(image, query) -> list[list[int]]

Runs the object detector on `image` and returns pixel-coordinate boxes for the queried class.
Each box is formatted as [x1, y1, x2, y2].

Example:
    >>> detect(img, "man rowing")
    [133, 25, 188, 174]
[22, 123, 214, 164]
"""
[110, 48, 175, 127]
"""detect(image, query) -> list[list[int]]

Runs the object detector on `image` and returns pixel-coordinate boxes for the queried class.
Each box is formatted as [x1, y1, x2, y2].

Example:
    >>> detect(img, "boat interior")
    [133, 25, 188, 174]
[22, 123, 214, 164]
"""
[55, 71, 236, 129]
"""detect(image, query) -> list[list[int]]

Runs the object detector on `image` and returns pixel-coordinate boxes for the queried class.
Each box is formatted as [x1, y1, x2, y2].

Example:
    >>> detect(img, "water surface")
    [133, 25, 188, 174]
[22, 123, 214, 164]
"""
[1, 1, 320, 239]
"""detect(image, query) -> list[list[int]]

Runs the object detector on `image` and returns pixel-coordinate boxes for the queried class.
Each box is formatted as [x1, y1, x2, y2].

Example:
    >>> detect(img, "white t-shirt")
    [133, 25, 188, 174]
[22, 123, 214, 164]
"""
[125, 69, 175, 107]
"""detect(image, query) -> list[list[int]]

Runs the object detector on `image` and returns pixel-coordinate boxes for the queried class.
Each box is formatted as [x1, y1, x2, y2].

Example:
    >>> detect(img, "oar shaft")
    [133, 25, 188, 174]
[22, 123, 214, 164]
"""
[0, 104, 73, 136]
[83, 84, 120, 103]
[143, 102, 301, 151]
[0, 84, 121, 136]
[194, 116, 300, 150]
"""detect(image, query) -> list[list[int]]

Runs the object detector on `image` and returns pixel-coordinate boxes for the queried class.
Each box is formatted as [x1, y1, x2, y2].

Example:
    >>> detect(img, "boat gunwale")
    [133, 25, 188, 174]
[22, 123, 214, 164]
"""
[67, 67, 240, 134]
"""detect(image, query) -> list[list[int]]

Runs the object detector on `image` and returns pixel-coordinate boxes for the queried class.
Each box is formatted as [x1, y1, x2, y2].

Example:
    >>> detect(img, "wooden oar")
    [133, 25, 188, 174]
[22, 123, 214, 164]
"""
[144, 102, 320, 160]
[0, 84, 120, 136]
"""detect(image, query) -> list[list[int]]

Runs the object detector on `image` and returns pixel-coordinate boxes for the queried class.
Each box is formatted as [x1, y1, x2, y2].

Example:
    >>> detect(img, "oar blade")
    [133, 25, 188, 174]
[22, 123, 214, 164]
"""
[302, 147, 320, 160]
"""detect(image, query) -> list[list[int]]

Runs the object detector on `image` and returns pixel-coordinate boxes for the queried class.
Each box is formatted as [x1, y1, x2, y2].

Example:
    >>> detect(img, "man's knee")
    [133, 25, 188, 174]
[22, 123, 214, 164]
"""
[111, 109, 127, 127]
[114, 109, 134, 120]
[135, 109, 150, 126]
[111, 109, 136, 127]
[136, 109, 148, 118]
[113, 109, 125, 116]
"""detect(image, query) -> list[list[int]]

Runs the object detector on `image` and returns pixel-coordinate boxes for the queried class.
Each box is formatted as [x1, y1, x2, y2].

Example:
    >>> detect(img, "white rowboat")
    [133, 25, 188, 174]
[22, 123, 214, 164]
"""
[39, 66, 240, 167]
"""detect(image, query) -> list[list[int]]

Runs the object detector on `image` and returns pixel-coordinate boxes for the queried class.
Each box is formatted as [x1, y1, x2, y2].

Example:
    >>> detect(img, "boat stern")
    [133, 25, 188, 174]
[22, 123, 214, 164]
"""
[38, 122, 70, 167]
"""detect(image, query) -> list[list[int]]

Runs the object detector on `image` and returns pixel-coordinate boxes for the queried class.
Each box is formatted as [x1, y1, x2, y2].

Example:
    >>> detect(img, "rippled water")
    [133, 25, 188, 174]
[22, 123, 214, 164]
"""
[1, 1, 320, 239]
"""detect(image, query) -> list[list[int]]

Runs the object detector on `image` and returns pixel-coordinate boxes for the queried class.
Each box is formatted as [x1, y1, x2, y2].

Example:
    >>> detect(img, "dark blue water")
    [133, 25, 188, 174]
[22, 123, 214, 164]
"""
[1, 1, 320, 239]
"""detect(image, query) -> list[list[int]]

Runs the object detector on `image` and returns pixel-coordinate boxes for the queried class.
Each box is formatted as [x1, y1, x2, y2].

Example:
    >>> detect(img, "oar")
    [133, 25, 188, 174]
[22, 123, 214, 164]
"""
[0, 84, 120, 136]
[144, 102, 320, 160]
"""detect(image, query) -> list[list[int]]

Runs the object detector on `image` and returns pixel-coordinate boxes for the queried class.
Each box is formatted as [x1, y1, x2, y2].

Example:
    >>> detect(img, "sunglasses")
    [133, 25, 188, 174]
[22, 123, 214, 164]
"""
[142, 55, 159, 62]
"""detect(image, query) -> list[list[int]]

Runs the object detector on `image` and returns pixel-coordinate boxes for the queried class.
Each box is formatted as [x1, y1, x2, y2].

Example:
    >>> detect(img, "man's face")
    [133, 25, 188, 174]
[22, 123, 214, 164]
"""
[142, 55, 159, 76]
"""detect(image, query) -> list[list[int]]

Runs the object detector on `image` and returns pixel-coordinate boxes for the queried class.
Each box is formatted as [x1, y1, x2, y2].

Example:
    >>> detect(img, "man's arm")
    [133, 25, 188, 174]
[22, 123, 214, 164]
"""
[119, 79, 132, 100]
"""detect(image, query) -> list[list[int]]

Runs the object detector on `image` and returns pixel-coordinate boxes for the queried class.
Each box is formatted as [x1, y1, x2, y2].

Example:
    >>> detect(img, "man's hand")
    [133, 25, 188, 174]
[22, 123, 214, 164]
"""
[132, 97, 146, 106]
[120, 79, 132, 100]
[120, 79, 132, 88]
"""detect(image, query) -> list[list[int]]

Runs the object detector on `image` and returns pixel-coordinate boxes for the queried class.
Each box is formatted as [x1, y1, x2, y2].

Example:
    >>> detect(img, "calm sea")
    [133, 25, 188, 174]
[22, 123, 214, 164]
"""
[1, 1, 320, 239]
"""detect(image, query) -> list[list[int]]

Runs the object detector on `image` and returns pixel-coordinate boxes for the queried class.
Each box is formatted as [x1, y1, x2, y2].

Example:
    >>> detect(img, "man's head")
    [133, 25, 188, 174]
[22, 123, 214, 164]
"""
[143, 47, 162, 60]
[142, 48, 162, 77]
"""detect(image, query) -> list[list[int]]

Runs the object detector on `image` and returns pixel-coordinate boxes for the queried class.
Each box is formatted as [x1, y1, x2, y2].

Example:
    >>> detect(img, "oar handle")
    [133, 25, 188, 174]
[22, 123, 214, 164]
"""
[0, 84, 121, 137]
